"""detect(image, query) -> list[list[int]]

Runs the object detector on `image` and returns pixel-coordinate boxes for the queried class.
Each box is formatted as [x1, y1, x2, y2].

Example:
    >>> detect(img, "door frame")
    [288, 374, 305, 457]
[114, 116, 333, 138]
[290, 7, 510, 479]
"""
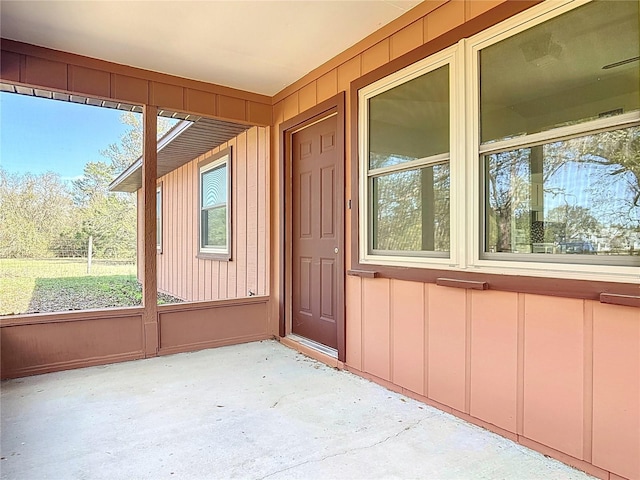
[279, 92, 346, 361]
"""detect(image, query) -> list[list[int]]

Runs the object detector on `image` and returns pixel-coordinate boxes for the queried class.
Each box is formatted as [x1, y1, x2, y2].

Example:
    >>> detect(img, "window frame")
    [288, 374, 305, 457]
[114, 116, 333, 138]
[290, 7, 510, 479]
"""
[358, 45, 461, 269]
[349, 0, 639, 292]
[197, 147, 232, 261]
[156, 183, 162, 253]
[465, 0, 640, 282]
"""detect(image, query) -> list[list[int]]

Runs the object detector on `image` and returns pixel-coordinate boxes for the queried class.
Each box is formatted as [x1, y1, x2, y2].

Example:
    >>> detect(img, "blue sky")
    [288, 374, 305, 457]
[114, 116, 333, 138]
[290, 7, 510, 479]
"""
[0, 92, 133, 181]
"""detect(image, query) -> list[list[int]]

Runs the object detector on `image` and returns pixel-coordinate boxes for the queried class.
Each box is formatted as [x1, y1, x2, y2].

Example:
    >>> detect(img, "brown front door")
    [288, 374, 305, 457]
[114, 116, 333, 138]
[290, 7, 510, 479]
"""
[291, 114, 339, 349]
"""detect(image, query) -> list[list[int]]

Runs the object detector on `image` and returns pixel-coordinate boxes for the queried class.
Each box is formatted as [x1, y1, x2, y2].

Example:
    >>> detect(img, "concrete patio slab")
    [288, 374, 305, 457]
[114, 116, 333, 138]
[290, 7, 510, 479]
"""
[1, 340, 594, 480]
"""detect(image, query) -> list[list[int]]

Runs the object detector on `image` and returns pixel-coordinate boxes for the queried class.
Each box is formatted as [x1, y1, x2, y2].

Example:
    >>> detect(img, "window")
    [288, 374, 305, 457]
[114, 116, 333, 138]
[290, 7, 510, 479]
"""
[478, 0, 639, 267]
[359, 48, 457, 266]
[357, 0, 639, 281]
[199, 148, 231, 259]
[156, 185, 162, 252]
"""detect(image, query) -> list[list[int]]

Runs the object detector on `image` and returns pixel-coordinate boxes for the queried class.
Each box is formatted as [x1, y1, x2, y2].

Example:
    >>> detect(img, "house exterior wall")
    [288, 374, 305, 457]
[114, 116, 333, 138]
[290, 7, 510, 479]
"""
[269, 1, 639, 479]
[156, 126, 269, 302]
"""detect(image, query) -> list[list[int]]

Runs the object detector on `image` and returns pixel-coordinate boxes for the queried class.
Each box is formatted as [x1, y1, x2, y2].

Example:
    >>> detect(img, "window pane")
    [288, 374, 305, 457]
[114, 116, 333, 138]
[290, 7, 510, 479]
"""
[484, 126, 640, 260]
[201, 163, 227, 209]
[371, 164, 450, 253]
[480, 0, 639, 144]
[202, 206, 227, 248]
[369, 65, 449, 170]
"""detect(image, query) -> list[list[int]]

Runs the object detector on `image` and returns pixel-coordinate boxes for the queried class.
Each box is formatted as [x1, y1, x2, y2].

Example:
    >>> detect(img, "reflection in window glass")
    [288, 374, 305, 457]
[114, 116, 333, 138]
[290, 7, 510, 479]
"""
[371, 164, 450, 253]
[202, 205, 227, 248]
[369, 65, 449, 169]
[480, 0, 639, 143]
[365, 60, 451, 258]
[485, 127, 640, 258]
[200, 161, 228, 251]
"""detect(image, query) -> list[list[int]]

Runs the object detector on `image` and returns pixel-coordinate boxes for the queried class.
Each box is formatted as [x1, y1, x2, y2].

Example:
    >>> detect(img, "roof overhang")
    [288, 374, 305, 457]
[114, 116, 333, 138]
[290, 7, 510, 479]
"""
[109, 116, 250, 193]
[0, 1, 421, 96]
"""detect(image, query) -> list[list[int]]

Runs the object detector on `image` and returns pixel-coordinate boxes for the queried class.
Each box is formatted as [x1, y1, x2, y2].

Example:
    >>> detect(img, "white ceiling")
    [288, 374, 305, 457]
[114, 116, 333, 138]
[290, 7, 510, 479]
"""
[0, 0, 422, 96]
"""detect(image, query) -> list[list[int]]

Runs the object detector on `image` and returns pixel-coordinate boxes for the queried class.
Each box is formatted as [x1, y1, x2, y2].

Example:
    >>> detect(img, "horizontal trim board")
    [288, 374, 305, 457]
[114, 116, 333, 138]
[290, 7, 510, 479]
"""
[599, 293, 640, 308]
[0, 38, 271, 104]
[157, 334, 272, 357]
[0, 351, 144, 380]
[0, 308, 144, 327]
[347, 269, 378, 278]
[348, 266, 639, 301]
[156, 296, 268, 313]
[436, 278, 488, 290]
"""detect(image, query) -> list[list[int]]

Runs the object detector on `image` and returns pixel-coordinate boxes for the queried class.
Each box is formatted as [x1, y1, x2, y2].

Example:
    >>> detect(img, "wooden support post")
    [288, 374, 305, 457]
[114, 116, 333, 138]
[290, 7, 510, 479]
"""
[142, 105, 158, 357]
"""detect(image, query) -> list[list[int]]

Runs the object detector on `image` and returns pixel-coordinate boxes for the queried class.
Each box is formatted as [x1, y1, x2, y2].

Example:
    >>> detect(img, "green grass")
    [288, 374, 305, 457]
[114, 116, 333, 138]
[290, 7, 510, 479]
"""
[0, 258, 144, 315]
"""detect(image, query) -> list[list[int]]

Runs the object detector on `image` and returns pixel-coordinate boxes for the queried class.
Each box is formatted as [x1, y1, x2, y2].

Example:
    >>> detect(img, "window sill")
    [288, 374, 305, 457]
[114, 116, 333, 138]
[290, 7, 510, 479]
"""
[347, 263, 639, 302]
[197, 252, 231, 262]
[347, 269, 378, 278]
[436, 278, 488, 290]
[600, 293, 640, 308]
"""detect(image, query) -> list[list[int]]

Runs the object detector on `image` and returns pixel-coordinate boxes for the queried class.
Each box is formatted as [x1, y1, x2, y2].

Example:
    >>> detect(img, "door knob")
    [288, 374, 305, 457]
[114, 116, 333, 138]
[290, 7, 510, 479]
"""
[334, 247, 339, 254]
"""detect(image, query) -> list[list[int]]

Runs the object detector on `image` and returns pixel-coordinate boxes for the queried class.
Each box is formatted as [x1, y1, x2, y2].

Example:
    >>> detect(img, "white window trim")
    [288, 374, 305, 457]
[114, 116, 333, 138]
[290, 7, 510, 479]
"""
[358, 45, 460, 269]
[199, 152, 231, 256]
[358, 0, 639, 283]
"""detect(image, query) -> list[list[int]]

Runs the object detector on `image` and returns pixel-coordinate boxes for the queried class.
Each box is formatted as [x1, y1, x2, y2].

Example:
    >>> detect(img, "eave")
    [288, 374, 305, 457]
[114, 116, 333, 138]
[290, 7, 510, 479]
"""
[109, 116, 250, 192]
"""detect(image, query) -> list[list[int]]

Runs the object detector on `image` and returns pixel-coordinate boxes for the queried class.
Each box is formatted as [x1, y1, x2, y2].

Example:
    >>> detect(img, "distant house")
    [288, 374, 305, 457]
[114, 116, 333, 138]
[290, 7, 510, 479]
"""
[1, 1, 638, 480]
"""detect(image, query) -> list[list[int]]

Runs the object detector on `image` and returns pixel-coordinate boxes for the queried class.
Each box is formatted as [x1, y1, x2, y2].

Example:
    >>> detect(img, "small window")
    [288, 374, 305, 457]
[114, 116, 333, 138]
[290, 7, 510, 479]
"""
[156, 185, 162, 252]
[199, 148, 231, 259]
[359, 50, 455, 266]
[478, 0, 639, 266]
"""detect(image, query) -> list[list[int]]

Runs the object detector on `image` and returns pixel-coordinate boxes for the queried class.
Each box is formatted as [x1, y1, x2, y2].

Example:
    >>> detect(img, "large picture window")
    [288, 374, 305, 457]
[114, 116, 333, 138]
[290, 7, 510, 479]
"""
[357, 0, 639, 281]
[199, 149, 231, 259]
[478, 0, 639, 266]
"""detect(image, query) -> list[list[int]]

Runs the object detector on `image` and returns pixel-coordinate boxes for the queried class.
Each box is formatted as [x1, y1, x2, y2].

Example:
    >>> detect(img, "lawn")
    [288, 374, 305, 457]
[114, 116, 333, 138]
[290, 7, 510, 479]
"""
[0, 258, 180, 316]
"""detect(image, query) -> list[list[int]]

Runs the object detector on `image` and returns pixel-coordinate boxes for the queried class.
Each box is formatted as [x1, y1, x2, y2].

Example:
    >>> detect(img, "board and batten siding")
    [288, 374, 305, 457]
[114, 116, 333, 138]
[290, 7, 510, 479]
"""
[269, 1, 639, 479]
[345, 280, 639, 480]
[154, 126, 269, 302]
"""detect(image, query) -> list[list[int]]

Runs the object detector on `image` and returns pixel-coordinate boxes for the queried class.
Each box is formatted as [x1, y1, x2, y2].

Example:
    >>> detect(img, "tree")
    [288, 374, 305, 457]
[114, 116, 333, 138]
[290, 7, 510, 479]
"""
[68, 112, 175, 260]
[544, 205, 601, 243]
[485, 126, 640, 255]
[101, 112, 176, 175]
[485, 149, 531, 253]
[72, 161, 114, 205]
[370, 154, 450, 252]
[1, 111, 179, 261]
[71, 160, 136, 259]
[0, 169, 76, 258]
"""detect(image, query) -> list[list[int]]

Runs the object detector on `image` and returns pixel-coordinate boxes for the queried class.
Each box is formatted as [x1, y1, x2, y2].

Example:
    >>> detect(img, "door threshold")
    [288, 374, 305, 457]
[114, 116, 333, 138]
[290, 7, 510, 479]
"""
[287, 334, 338, 359]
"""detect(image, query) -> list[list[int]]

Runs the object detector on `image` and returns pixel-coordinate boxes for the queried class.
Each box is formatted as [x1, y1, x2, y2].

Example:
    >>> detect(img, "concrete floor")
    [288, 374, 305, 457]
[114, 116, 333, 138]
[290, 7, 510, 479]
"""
[1, 340, 595, 480]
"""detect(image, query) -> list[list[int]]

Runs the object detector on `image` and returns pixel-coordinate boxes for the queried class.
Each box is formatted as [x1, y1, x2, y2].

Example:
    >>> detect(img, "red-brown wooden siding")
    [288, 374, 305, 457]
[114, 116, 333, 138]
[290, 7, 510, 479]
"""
[269, 2, 639, 480]
[0, 39, 272, 125]
[342, 282, 639, 480]
[1, 1, 638, 479]
[157, 127, 269, 302]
